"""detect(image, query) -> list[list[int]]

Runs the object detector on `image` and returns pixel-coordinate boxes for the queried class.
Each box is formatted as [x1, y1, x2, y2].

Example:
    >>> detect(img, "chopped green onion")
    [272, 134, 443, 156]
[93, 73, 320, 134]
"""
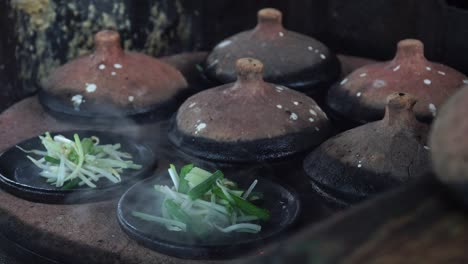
[178, 163, 193, 194]
[134, 164, 269, 236]
[213, 187, 270, 221]
[17, 132, 141, 189]
[188, 170, 223, 200]
[44, 156, 60, 164]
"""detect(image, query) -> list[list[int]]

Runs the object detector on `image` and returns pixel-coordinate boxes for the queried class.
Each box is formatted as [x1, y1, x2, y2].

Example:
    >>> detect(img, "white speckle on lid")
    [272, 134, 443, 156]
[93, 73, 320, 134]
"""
[373, 79, 386, 88]
[114, 64, 123, 69]
[437, 71, 446, 76]
[279, 32, 284, 37]
[293, 101, 299, 106]
[424, 145, 430, 150]
[393, 65, 401, 72]
[424, 79, 432, 85]
[340, 78, 348, 85]
[309, 118, 315, 122]
[188, 102, 197, 108]
[359, 73, 367, 77]
[428, 103, 437, 117]
[290, 113, 298, 120]
[276, 104, 283, 109]
[356, 92, 362, 97]
[111, 72, 116, 76]
[128, 96, 134, 102]
[309, 109, 317, 116]
[358, 163, 362, 168]
[275, 86, 284, 92]
[315, 49, 319, 53]
[308, 46, 313, 51]
[217, 40, 232, 49]
[85, 83, 97, 93]
[71, 94, 84, 110]
[320, 54, 326, 60]
[315, 127, 320, 131]
[196, 119, 201, 124]
[195, 123, 207, 134]
[464, 80, 468, 84]
[98, 64, 106, 70]
[426, 67, 432, 71]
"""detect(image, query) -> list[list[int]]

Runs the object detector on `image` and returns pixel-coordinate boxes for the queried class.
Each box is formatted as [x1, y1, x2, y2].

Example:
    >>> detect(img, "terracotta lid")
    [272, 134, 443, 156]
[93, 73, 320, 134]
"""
[305, 92, 430, 202]
[430, 86, 468, 206]
[169, 58, 332, 162]
[41, 30, 188, 117]
[327, 39, 467, 124]
[205, 8, 341, 94]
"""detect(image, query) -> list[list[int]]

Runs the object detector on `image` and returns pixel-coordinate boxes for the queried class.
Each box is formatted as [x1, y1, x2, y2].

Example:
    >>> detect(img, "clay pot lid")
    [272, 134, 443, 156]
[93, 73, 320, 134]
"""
[327, 39, 467, 124]
[205, 8, 341, 94]
[430, 85, 468, 206]
[41, 30, 188, 117]
[305, 92, 430, 201]
[170, 58, 332, 162]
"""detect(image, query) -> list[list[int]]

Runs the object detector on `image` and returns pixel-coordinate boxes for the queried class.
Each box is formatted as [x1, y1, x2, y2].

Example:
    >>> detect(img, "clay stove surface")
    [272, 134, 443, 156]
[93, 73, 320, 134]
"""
[0, 96, 221, 264]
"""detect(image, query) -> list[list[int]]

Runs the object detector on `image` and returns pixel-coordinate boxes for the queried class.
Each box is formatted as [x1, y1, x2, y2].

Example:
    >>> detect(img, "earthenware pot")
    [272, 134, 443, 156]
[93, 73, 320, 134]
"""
[430, 85, 468, 206]
[305, 92, 430, 202]
[205, 8, 341, 95]
[40, 30, 188, 120]
[327, 39, 467, 125]
[170, 57, 332, 163]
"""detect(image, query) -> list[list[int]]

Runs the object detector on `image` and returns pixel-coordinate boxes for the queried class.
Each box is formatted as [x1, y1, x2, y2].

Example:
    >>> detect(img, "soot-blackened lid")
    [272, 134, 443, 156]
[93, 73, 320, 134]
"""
[41, 30, 188, 117]
[205, 8, 341, 94]
[327, 39, 467, 124]
[170, 58, 332, 162]
[305, 93, 431, 202]
[430, 85, 468, 206]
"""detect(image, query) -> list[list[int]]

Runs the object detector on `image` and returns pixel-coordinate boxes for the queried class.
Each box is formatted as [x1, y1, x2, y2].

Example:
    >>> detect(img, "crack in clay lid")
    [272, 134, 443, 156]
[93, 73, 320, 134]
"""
[205, 8, 341, 94]
[327, 39, 467, 124]
[170, 58, 333, 162]
[305, 92, 430, 201]
[430, 85, 468, 206]
[41, 30, 188, 114]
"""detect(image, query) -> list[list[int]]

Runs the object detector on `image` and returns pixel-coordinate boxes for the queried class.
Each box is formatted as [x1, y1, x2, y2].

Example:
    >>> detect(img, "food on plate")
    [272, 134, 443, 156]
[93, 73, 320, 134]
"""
[17, 132, 141, 189]
[132, 164, 270, 235]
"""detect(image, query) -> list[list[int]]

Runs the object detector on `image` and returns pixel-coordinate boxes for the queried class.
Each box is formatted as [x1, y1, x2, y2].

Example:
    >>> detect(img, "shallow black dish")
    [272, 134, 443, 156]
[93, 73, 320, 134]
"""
[117, 170, 301, 259]
[0, 130, 157, 204]
[38, 90, 186, 124]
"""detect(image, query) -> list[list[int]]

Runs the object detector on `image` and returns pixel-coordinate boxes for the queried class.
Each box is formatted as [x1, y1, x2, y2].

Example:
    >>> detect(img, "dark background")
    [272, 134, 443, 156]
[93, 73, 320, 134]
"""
[1, 0, 468, 111]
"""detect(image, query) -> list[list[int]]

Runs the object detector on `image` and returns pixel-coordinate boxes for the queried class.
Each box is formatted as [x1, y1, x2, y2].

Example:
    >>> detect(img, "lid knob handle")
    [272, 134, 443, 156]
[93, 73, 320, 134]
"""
[394, 39, 426, 61]
[236, 58, 264, 82]
[94, 30, 124, 58]
[258, 8, 282, 25]
[384, 92, 419, 127]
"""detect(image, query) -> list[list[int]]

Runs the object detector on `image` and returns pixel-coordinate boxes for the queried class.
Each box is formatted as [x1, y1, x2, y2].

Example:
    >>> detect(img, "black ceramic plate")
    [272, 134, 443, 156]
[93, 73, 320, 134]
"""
[117, 170, 301, 259]
[0, 130, 157, 204]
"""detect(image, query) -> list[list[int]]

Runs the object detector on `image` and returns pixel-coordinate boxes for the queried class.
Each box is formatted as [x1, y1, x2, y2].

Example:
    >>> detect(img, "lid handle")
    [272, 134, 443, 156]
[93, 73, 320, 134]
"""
[258, 8, 282, 25]
[384, 92, 418, 127]
[94, 30, 124, 58]
[393, 39, 426, 61]
[236, 58, 264, 82]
